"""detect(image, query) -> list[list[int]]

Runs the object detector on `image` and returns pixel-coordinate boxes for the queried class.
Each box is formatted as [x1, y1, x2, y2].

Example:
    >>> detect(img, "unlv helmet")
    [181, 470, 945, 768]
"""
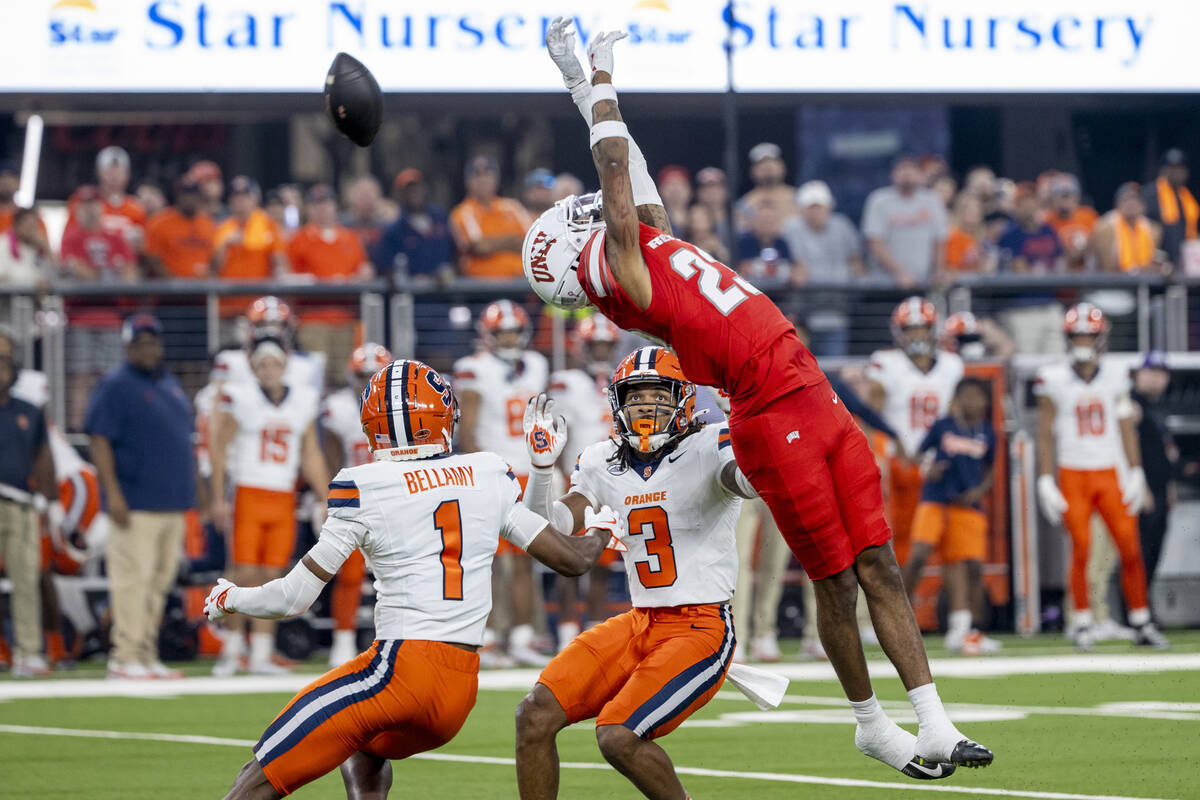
[522, 192, 605, 310]
[942, 311, 986, 360]
[891, 296, 938, 358]
[478, 300, 531, 361]
[1064, 303, 1108, 363]
[348, 342, 394, 380]
[360, 359, 459, 460]
[608, 346, 696, 454]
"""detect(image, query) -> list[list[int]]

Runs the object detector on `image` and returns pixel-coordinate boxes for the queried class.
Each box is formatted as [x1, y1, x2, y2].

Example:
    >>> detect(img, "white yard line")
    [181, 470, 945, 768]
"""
[0, 724, 1180, 800]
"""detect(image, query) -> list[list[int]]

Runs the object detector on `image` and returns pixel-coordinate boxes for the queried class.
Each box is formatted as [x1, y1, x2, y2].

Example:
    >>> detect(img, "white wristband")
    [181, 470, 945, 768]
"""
[588, 83, 619, 117]
[590, 120, 629, 149]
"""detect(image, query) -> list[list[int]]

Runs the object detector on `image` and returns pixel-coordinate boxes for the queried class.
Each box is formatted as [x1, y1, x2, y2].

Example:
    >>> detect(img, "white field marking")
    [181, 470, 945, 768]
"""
[0, 724, 1181, 800]
[2, 652, 1198, 702]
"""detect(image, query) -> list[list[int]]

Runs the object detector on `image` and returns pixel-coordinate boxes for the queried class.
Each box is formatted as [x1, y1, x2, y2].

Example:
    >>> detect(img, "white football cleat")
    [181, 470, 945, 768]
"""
[248, 658, 292, 676]
[750, 634, 782, 663]
[1073, 625, 1095, 651]
[144, 660, 184, 679]
[13, 654, 52, 678]
[509, 642, 550, 668]
[1135, 622, 1170, 650]
[108, 660, 151, 680]
[478, 644, 517, 669]
[959, 631, 1001, 656]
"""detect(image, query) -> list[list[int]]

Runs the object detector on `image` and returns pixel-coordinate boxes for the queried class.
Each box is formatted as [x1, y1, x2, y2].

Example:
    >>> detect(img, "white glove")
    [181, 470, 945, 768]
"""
[585, 504, 627, 552]
[204, 578, 238, 621]
[1121, 467, 1146, 515]
[711, 387, 731, 415]
[523, 393, 568, 469]
[45, 500, 66, 549]
[545, 16, 588, 91]
[1036, 475, 1068, 524]
[587, 30, 628, 78]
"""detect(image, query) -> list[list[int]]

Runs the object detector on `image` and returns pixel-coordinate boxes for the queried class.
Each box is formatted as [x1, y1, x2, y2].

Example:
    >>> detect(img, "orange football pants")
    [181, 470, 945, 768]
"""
[232, 486, 296, 568]
[538, 603, 734, 739]
[911, 502, 987, 563]
[256, 639, 479, 795]
[1059, 467, 1148, 613]
[888, 458, 924, 565]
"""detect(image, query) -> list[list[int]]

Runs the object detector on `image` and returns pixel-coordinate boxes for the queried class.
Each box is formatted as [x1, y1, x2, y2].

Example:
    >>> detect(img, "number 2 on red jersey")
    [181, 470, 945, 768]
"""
[669, 247, 761, 316]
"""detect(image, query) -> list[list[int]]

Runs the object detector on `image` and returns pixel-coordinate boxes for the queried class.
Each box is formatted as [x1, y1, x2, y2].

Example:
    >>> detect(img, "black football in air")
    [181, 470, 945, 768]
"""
[324, 52, 383, 147]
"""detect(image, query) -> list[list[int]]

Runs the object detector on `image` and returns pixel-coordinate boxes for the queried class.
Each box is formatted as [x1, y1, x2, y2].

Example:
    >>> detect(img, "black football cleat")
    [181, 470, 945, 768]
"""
[944, 739, 994, 768]
[901, 759, 957, 780]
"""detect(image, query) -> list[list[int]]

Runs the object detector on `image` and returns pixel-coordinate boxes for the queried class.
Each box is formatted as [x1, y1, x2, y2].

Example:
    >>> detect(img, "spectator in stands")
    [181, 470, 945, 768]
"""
[449, 155, 533, 280]
[686, 203, 730, 264]
[551, 172, 584, 203]
[862, 155, 948, 286]
[61, 186, 137, 282]
[944, 193, 995, 273]
[212, 176, 287, 282]
[0, 159, 23, 233]
[287, 184, 373, 382]
[275, 184, 304, 238]
[737, 142, 798, 231]
[189, 160, 227, 221]
[136, 181, 166, 219]
[1093, 183, 1166, 274]
[995, 183, 1064, 353]
[0, 208, 52, 295]
[143, 176, 215, 280]
[85, 314, 195, 680]
[783, 180, 863, 283]
[964, 165, 1000, 215]
[372, 168, 455, 283]
[1141, 148, 1196, 269]
[82, 146, 146, 251]
[522, 168, 558, 215]
[1044, 174, 1098, 271]
[736, 197, 793, 282]
[339, 175, 393, 252]
[657, 165, 692, 238]
[695, 166, 732, 246]
[0, 326, 57, 677]
[1131, 351, 1174, 593]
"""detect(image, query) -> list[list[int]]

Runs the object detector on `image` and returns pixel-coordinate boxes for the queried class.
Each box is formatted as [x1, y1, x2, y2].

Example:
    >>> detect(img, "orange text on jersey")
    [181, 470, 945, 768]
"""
[404, 465, 476, 494]
[624, 491, 667, 506]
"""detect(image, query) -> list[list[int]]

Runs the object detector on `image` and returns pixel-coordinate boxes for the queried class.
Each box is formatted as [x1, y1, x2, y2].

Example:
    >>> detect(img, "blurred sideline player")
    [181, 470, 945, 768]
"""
[210, 338, 328, 675]
[203, 359, 618, 800]
[547, 313, 621, 645]
[866, 297, 964, 566]
[940, 311, 1014, 363]
[1035, 303, 1168, 650]
[516, 347, 756, 800]
[453, 300, 549, 666]
[526, 20, 990, 773]
[321, 342, 393, 667]
[213, 296, 325, 396]
[902, 378, 999, 655]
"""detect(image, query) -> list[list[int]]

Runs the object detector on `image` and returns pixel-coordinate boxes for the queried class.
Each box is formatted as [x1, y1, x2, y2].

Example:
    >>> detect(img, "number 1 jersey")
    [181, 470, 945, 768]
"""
[577, 223, 824, 415]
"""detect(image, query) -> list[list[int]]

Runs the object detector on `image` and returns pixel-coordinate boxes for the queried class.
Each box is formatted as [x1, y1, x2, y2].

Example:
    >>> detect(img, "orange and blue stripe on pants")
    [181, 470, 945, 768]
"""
[255, 639, 479, 796]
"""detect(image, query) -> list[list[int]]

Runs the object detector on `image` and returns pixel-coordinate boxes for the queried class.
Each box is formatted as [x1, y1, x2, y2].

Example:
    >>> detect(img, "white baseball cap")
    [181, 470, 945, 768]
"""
[797, 180, 834, 208]
[96, 146, 130, 172]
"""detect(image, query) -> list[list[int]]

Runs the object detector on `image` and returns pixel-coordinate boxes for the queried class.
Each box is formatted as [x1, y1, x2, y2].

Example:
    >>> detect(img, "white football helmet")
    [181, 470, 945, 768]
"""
[522, 192, 605, 309]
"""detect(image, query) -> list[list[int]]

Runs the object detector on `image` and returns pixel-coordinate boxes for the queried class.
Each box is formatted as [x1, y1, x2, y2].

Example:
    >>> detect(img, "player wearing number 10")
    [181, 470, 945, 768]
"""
[524, 18, 992, 776]
[204, 359, 620, 799]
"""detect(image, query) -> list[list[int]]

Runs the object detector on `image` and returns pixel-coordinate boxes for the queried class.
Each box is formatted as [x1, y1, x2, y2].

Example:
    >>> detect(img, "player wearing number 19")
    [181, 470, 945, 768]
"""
[524, 18, 991, 776]
[204, 359, 621, 800]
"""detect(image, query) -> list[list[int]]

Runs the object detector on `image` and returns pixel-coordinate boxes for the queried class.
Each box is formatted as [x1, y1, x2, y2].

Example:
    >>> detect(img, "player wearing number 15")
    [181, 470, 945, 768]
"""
[204, 359, 618, 800]
[209, 338, 327, 676]
[1034, 303, 1167, 651]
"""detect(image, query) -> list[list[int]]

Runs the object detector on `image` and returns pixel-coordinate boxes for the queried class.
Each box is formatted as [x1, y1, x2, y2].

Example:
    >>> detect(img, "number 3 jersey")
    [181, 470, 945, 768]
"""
[309, 453, 536, 645]
[452, 349, 548, 472]
[220, 382, 320, 492]
[576, 222, 824, 415]
[865, 348, 964, 458]
[1034, 358, 1132, 471]
[569, 424, 742, 608]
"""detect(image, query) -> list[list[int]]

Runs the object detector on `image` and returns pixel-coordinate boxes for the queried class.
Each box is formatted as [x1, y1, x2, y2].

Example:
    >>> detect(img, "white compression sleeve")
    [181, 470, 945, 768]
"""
[576, 81, 663, 209]
[225, 560, 328, 620]
[523, 466, 556, 519]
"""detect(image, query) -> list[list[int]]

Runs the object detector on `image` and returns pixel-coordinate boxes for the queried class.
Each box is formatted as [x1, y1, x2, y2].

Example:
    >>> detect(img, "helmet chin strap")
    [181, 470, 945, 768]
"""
[905, 339, 933, 357]
[1071, 345, 1097, 363]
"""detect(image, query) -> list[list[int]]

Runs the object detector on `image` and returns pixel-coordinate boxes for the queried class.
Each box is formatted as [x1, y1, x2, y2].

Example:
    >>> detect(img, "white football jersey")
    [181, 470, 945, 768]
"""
[570, 424, 741, 608]
[310, 452, 537, 645]
[548, 367, 614, 470]
[213, 349, 325, 395]
[866, 348, 964, 457]
[1035, 358, 1132, 470]
[452, 349, 548, 474]
[195, 382, 218, 479]
[322, 387, 372, 469]
[220, 382, 320, 492]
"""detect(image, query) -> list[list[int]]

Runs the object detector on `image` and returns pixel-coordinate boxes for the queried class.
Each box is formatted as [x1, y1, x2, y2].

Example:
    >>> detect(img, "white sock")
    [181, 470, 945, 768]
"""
[332, 630, 357, 651]
[908, 683, 954, 733]
[1128, 608, 1151, 627]
[510, 624, 535, 650]
[849, 694, 889, 729]
[219, 629, 245, 659]
[557, 621, 580, 649]
[947, 610, 972, 638]
[249, 632, 273, 665]
[1073, 609, 1094, 628]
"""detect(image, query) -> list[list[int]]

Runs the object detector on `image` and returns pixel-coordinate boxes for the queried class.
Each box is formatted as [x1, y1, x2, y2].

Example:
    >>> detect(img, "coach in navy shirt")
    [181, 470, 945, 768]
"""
[85, 314, 195, 680]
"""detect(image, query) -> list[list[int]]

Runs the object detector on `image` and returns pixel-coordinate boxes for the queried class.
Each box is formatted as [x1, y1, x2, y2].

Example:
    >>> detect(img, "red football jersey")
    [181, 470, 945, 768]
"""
[578, 222, 824, 414]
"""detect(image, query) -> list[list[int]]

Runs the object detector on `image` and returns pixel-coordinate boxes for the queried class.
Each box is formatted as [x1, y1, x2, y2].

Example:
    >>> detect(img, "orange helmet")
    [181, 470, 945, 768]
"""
[608, 346, 696, 454]
[245, 296, 294, 347]
[574, 314, 620, 345]
[360, 359, 459, 460]
[348, 342, 394, 378]
[891, 296, 938, 357]
[1064, 303, 1108, 363]
[478, 299, 530, 360]
[941, 311, 985, 359]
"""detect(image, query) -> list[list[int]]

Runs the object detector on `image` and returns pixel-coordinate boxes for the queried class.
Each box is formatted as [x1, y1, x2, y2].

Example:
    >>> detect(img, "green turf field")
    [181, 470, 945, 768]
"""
[1, 633, 1198, 799]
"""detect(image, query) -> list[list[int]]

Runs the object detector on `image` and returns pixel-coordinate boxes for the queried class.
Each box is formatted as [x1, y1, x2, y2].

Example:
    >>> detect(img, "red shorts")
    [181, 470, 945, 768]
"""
[911, 502, 987, 563]
[257, 640, 479, 795]
[730, 379, 892, 580]
[538, 604, 733, 739]
[232, 486, 296, 568]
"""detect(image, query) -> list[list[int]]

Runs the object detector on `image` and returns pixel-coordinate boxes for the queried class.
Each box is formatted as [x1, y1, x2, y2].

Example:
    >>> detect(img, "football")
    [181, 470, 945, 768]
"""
[323, 52, 383, 147]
